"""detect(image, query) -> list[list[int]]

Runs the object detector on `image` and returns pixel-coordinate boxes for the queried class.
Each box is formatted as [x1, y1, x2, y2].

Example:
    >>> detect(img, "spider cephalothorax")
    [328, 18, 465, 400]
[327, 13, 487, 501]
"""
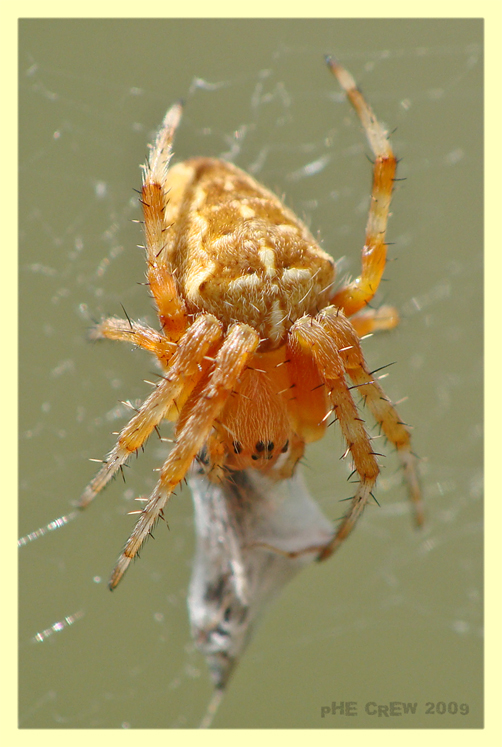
[79, 58, 422, 589]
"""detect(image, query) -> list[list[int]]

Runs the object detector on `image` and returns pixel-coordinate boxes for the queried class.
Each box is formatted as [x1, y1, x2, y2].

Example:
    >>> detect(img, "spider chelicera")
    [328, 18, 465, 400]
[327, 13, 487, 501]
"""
[79, 57, 423, 590]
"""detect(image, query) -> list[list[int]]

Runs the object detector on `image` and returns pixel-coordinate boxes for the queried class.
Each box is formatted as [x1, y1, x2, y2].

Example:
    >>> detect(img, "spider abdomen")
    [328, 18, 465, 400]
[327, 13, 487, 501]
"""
[163, 158, 336, 348]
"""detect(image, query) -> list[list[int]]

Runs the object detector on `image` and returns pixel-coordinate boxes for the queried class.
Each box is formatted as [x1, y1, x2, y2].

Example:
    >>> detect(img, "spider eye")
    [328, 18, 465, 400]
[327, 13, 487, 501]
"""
[233, 441, 243, 454]
[281, 440, 289, 453]
[267, 442, 274, 452]
[255, 441, 265, 452]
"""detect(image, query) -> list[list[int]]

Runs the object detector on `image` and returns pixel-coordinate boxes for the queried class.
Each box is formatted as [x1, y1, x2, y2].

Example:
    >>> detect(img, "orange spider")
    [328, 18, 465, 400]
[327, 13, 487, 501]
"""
[79, 57, 423, 590]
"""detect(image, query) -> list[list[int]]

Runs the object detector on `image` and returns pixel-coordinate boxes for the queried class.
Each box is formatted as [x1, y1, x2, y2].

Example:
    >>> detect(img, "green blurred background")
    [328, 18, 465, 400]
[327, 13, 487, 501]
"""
[19, 18, 483, 729]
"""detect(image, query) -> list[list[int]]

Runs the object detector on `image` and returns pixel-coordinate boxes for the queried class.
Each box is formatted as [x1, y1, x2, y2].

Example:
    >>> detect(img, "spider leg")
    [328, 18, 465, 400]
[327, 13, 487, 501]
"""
[90, 317, 177, 367]
[326, 57, 397, 317]
[78, 314, 223, 509]
[317, 306, 423, 530]
[349, 305, 399, 338]
[108, 323, 259, 589]
[289, 315, 380, 559]
[141, 101, 189, 342]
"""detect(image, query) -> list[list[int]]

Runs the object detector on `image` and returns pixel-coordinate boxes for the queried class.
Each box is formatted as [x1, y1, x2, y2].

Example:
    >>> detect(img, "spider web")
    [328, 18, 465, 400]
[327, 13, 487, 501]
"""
[19, 19, 483, 730]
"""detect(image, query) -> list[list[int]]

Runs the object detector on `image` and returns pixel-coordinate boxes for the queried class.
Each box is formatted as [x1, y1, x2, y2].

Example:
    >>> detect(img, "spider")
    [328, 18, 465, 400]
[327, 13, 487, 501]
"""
[79, 57, 423, 590]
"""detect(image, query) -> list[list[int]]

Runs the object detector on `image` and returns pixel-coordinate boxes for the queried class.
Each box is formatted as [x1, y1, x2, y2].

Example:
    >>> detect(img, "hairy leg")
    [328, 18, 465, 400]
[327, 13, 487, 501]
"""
[327, 58, 397, 317]
[78, 314, 222, 509]
[109, 323, 260, 589]
[90, 317, 177, 367]
[141, 101, 188, 341]
[317, 306, 423, 528]
[349, 305, 399, 338]
[289, 315, 380, 559]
